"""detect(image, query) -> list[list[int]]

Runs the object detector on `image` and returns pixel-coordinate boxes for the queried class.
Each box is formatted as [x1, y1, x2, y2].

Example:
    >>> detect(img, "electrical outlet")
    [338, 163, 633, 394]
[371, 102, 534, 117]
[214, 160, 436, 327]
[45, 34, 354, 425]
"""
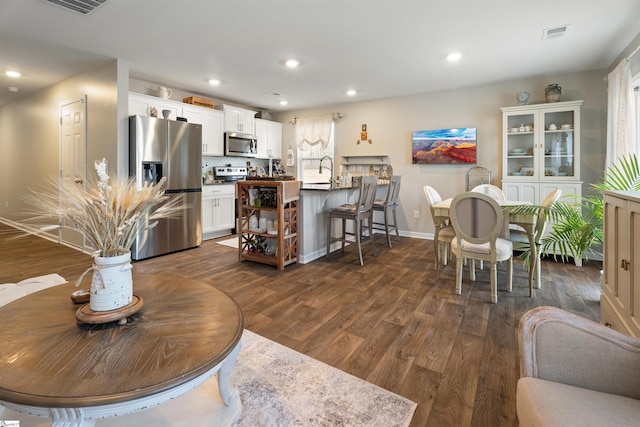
[413, 209, 420, 219]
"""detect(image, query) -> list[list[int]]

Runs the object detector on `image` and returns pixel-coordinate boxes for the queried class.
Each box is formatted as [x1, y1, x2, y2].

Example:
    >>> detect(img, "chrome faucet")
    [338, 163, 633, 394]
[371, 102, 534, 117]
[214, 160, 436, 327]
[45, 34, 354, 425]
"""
[318, 156, 336, 187]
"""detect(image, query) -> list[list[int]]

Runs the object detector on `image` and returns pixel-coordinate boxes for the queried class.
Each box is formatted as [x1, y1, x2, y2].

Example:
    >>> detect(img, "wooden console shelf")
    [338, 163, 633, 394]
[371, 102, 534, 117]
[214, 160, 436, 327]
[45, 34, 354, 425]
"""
[237, 180, 300, 270]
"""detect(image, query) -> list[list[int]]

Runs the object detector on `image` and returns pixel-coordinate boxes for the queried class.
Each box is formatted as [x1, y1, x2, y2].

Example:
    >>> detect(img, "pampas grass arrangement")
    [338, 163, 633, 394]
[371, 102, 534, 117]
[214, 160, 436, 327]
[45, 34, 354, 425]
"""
[21, 158, 184, 257]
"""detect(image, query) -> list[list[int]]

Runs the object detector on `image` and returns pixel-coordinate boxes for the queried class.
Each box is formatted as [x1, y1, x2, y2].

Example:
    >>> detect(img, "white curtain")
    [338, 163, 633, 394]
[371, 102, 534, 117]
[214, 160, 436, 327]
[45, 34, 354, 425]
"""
[295, 117, 333, 150]
[606, 59, 638, 167]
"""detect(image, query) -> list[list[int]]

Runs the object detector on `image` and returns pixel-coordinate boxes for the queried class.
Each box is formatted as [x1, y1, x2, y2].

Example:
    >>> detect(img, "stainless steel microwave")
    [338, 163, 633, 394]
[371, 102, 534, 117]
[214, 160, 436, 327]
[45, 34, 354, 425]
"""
[224, 132, 257, 157]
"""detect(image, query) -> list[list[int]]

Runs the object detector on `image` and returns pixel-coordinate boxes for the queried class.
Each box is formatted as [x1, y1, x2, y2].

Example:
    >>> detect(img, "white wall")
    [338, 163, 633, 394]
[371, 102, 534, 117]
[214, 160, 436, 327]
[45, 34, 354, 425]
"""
[274, 69, 608, 238]
[0, 60, 125, 222]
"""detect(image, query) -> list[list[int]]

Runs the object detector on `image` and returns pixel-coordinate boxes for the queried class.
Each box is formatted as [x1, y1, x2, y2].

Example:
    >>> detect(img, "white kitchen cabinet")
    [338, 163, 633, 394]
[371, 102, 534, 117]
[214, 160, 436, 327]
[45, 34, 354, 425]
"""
[128, 92, 181, 120]
[501, 100, 583, 204]
[202, 184, 235, 240]
[601, 190, 640, 337]
[182, 106, 224, 156]
[223, 104, 256, 134]
[255, 118, 283, 159]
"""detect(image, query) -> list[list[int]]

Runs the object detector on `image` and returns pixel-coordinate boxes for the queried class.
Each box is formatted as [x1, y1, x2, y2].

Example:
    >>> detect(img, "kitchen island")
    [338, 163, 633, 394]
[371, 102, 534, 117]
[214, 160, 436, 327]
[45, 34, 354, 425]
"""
[299, 182, 388, 264]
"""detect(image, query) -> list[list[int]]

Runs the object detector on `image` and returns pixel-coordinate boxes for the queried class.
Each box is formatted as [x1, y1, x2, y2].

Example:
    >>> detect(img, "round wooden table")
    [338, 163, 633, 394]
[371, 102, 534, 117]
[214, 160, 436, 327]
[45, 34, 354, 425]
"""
[0, 274, 244, 426]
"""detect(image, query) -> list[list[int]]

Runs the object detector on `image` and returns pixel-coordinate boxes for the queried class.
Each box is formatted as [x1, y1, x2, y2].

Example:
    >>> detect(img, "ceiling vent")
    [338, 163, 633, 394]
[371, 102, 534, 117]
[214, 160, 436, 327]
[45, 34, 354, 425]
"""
[42, 0, 112, 15]
[542, 25, 568, 41]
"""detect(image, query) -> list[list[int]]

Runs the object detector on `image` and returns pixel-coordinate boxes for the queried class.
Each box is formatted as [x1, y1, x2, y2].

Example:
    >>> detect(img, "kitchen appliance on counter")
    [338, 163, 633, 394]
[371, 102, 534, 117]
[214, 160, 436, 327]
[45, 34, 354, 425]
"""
[213, 166, 248, 182]
[129, 115, 203, 261]
[224, 132, 257, 157]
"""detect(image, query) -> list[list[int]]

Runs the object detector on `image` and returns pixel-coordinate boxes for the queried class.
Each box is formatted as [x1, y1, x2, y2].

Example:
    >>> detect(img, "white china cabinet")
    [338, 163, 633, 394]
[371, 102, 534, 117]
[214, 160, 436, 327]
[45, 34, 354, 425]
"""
[501, 100, 583, 205]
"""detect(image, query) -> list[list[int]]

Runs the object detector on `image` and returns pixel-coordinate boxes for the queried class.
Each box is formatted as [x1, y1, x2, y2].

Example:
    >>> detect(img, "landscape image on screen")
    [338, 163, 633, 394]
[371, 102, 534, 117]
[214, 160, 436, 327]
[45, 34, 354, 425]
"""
[412, 127, 477, 164]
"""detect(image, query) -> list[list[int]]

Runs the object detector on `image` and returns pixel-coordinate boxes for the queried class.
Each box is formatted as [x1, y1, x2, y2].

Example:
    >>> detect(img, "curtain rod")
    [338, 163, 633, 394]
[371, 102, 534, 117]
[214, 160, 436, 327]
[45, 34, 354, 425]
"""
[288, 112, 344, 125]
[626, 45, 640, 61]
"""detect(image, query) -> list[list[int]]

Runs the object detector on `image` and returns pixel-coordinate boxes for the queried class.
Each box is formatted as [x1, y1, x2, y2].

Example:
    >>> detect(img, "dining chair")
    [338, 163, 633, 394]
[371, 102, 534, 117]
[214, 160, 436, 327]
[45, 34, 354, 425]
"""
[326, 176, 378, 265]
[372, 175, 401, 248]
[471, 184, 506, 201]
[450, 192, 513, 303]
[510, 189, 561, 292]
[423, 185, 456, 273]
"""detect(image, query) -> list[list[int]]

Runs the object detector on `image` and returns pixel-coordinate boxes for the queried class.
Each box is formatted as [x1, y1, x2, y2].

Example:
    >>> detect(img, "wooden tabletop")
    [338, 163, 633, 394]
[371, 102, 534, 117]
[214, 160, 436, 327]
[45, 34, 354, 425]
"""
[0, 274, 243, 408]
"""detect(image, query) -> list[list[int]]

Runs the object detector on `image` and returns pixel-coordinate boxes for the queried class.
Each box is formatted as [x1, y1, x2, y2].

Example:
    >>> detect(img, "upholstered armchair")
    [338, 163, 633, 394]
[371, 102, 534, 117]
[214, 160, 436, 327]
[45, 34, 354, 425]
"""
[517, 306, 640, 426]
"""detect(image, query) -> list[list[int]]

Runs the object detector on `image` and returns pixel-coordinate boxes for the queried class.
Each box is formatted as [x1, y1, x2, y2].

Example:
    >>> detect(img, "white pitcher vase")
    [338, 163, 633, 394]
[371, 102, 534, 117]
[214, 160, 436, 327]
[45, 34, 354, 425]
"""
[90, 252, 133, 311]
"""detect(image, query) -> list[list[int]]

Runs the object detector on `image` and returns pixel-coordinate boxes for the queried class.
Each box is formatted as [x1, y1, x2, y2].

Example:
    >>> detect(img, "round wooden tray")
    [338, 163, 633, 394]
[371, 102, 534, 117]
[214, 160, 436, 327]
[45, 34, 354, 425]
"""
[75, 295, 144, 325]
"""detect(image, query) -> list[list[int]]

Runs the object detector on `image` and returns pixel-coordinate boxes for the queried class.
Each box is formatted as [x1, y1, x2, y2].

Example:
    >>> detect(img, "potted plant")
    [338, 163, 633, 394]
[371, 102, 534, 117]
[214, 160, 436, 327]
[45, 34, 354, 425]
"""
[21, 158, 183, 313]
[511, 154, 640, 264]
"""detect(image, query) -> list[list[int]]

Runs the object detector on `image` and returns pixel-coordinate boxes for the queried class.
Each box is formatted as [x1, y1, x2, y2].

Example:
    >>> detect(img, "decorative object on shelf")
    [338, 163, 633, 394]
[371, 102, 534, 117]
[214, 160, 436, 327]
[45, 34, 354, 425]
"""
[21, 158, 183, 320]
[156, 85, 172, 99]
[545, 84, 562, 103]
[162, 109, 171, 119]
[149, 106, 158, 118]
[516, 91, 530, 105]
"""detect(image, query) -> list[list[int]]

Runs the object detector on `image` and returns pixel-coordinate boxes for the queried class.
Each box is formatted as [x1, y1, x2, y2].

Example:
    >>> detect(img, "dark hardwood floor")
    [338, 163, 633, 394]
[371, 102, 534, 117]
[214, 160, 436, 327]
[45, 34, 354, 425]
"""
[0, 224, 602, 426]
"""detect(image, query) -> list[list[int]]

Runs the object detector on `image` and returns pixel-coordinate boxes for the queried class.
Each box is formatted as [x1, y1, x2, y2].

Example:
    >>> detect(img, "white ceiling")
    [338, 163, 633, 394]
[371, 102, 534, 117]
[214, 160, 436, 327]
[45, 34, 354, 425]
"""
[1, 0, 640, 111]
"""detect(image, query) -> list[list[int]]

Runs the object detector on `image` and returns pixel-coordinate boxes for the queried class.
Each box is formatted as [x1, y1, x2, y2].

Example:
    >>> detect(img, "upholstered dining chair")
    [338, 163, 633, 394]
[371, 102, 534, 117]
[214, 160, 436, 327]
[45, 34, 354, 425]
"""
[372, 175, 401, 248]
[423, 185, 456, 273]
[471, 184, 506, 201]
[326, 176, 378, 265]
[450, 192, 513, 303]
[510, 189, 561, 292]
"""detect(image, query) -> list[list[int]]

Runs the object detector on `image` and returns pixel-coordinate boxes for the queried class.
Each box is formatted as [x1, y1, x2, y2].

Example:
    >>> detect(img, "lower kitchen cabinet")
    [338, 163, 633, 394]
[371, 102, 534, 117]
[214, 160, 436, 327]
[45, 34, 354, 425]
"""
[202, 184, 235, 240]
[601, 190, 640, 337]
[237, 180, 299, 270]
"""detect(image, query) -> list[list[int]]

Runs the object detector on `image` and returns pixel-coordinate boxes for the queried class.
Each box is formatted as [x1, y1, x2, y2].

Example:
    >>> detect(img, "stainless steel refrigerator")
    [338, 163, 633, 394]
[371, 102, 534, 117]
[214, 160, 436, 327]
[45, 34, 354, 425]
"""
[129, 115, 202, 260]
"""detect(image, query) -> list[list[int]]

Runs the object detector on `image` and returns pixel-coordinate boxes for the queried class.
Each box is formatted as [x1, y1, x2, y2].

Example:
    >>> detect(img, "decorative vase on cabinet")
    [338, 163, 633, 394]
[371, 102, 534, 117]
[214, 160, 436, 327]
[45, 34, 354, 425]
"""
[545, 84, 562, 103]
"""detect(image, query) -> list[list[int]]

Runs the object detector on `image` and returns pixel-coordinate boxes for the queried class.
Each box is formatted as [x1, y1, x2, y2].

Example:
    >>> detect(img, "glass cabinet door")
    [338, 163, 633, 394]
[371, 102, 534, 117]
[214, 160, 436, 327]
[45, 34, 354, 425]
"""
[505, 112, 537, 179]
[542, 108, 576, 179]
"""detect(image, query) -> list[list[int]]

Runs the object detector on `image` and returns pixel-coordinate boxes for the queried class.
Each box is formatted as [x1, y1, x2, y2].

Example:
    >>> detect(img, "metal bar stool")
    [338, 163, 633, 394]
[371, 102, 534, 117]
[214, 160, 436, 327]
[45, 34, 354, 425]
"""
[372, 175, 401, 248]
[325, 176, 378, 265]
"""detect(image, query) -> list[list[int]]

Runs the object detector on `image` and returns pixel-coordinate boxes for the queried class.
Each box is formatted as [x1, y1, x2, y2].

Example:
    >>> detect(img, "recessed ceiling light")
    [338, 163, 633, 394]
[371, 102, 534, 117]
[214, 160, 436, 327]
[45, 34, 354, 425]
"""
[447, 52, 462, 62]
[285, 59, 300, 68]
[346, 89, 357, 96]
[208, 79, 221, 86]
[279, 100, 288, 106]
[6, 70, 21, 78]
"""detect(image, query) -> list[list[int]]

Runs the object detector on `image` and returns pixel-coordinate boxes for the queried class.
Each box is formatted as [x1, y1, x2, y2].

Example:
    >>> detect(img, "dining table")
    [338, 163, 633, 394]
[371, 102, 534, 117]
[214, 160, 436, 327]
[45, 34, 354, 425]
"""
[0, 274, 244, 427]
[431, 198, 538, 293]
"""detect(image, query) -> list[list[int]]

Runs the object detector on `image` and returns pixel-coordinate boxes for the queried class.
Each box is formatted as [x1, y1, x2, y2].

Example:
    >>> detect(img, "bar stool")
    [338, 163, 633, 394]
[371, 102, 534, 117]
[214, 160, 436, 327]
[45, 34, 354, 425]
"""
[372, 175, 401, 248]
[326, 176, 378, 265]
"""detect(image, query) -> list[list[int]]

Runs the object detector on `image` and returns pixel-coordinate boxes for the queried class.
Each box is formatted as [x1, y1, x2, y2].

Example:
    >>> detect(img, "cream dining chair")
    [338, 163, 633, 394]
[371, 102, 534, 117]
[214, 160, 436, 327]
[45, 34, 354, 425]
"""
[450, 192, 513, 303]
[510, 189, 561, 292]
[471, 184, 506, 201]
[423, 185, 455, 273]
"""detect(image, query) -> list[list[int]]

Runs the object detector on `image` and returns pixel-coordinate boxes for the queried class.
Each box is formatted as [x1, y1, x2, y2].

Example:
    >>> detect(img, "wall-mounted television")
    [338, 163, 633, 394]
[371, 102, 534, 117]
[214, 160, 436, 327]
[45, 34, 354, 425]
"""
[412, 127, 477, 164]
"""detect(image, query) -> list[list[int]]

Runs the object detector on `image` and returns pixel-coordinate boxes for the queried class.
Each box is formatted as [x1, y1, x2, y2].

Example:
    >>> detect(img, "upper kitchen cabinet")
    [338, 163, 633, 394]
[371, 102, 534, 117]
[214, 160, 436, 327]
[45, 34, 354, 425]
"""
[223, 104, 257, 134]
[128, 92, 180, 120]
[501, 100, 583, 204]
[255, 119, 283, 159]
[182, 106, 224, 156]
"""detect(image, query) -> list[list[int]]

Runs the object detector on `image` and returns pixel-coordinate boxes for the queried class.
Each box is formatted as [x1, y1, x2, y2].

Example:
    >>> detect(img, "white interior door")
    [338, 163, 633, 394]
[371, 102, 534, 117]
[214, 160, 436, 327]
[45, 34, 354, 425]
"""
[60, 96, 87, 249]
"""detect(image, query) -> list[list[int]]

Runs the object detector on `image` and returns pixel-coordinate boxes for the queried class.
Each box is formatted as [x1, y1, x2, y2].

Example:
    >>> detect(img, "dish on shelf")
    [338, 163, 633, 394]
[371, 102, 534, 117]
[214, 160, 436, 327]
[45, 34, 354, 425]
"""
[267, 228, 278, 235]
[509, 148, 525, 155]
[509, 127, 520, 133]
[561, 124, 572, 130]
[520, 167, 534, 176]
[249, 227, 266, 233]
[511, 172, 522, 176]
[557, 172, 568, 176]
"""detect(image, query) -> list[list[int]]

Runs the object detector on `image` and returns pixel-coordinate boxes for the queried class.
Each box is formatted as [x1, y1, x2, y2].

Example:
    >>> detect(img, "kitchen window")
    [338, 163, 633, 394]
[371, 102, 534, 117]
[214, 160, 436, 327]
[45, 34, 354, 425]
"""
[295, 118, 335, 184]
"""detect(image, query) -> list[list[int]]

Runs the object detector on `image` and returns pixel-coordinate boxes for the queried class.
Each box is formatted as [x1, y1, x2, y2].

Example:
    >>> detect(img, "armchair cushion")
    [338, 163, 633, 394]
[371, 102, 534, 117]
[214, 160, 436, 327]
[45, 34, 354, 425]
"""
[517, 306, 640, 427]
[517, 377, 640, 427]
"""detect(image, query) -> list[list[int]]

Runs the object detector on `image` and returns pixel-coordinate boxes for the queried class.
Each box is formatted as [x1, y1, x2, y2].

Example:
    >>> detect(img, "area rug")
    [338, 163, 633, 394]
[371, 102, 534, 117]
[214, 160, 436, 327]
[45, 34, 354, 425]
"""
[1, 330, 416, 427]
[217, 237, 239, 248]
